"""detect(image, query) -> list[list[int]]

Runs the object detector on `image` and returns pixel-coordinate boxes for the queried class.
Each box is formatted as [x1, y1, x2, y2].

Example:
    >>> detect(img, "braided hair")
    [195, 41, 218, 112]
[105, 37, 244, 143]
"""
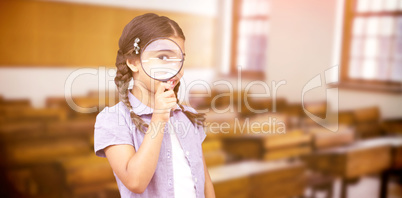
[114, 13, 205, 133]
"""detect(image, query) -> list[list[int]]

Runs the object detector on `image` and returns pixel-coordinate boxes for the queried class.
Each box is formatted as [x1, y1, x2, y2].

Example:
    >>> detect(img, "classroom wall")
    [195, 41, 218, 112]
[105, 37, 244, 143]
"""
[0, 0, 215, 67]
[0, 0, 217, 107]
[267, 0, 402, 119]
[267, 0, 338, 104]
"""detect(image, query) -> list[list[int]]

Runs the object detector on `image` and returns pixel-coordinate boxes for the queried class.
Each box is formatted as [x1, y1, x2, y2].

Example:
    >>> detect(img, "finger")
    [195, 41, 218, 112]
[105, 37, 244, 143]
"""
[161, 99, 177, 108]
[166, 102, 178, 109]
[156, 83, 170, 94]
[157, 99, 176, 108]
[160, 90, 175, 98]
[165, 98, 177, 103]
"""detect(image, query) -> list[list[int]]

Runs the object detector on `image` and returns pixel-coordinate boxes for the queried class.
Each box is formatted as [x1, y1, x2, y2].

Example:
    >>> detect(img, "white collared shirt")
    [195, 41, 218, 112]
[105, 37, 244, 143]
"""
[168, 117, 197, 198]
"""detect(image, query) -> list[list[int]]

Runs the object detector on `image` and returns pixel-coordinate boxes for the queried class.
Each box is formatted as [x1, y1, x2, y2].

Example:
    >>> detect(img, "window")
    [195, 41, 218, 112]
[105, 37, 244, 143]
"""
[230, 0, 270, 79]
[340, 0, 402, 92]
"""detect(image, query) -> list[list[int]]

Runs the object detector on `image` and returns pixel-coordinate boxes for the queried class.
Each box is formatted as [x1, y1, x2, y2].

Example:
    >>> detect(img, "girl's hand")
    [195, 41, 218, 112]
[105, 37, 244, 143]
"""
[152, 82, 176, 122]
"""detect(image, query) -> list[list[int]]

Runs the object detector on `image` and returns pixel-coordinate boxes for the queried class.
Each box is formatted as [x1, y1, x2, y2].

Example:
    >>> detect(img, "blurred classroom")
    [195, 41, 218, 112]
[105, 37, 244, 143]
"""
[0, 0, 402, 197]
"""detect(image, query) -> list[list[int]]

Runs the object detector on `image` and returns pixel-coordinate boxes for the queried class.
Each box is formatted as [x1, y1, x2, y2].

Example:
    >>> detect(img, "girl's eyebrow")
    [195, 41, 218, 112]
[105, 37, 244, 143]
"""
[155, 49, 175, 52]
[154, 49, 181, 54]
[154, 50, 185, 57]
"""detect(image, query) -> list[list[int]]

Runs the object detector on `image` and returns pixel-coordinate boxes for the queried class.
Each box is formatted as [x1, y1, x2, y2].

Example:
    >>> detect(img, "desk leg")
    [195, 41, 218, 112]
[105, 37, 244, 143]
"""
[379, 170, 389, 198]
[340, 179, 348, 198]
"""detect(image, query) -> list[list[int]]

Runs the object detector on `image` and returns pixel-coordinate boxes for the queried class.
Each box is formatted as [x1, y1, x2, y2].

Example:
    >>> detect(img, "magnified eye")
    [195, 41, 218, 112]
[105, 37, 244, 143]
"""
[158, 55, 169, 61]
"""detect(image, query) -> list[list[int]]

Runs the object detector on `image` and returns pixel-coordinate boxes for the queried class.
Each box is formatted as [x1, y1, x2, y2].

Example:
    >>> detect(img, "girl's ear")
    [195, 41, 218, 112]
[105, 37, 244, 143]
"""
[126, 59, 139, 72]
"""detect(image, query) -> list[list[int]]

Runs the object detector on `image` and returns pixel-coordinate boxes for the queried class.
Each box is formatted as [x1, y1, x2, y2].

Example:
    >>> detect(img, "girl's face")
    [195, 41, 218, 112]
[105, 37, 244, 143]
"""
[127, 36, 185, 94]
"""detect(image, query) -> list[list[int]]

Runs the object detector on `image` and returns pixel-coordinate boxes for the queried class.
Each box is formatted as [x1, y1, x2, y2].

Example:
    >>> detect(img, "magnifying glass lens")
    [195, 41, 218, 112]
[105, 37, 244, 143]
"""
[140, 39, 184, 81]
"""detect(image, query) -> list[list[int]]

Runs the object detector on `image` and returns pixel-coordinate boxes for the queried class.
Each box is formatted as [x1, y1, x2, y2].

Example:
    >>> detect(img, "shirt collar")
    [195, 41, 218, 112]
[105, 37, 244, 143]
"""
[127, 89, 181, 116]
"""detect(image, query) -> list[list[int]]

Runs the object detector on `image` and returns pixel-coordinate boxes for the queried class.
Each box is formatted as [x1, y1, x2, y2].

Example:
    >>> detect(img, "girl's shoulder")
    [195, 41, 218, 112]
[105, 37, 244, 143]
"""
[95, 101, 130, 126]
[94, 102, 134, 158]
[100, 101, 129, 113]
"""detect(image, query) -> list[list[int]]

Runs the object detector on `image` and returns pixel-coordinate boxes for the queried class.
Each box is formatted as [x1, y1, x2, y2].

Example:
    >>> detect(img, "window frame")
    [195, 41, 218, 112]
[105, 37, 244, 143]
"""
[339, 0, 402, 93]
[228, 0, 269, 80]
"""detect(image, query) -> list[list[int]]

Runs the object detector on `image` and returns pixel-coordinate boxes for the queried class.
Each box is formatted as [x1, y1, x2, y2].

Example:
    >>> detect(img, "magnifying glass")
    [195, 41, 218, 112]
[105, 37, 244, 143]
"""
[140, 38, 184, 84]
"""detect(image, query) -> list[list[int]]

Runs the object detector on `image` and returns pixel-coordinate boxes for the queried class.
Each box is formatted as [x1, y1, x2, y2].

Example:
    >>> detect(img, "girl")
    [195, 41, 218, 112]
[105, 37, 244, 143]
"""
[94, 13, 215, 198]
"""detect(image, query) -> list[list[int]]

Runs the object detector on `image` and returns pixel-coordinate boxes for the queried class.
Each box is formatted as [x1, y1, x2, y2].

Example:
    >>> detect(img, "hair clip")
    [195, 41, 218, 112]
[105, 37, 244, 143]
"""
[134, 38, 140, 54]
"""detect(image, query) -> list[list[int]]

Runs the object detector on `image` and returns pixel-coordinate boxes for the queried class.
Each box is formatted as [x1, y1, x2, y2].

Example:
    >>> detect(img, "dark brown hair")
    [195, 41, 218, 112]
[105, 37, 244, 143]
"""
[114, 13, 205, 133]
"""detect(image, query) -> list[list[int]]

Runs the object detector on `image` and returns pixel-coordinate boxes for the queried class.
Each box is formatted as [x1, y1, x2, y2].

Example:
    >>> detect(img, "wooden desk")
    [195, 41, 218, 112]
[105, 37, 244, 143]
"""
[314, 138, 393, 198]
[308, 125, 355, 150]
[209, 160, 306, 198]
[263, 130, 311, 161]
[204, 111, 239, 138]
[58, 154, 117, 197]
[222, 129, 311, 162]
[4, 136, 91, 166]
[1, 107, 67, 122]
[204, 112, 289, 137]
[202, 139, 226, 167]
[221, 135, 264, 160]
[46, 118, 95, 140]
[0, 121, 45, 143]
[375, 137, 402, 198]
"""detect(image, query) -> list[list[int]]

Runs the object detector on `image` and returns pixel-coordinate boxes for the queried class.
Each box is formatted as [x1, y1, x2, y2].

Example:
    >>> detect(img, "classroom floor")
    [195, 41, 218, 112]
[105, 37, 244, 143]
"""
[305, 175, 402, 198]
